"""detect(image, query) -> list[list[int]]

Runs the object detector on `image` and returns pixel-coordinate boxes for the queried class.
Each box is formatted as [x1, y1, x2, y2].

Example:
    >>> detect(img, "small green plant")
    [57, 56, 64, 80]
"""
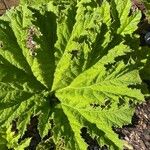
[0, 0, 145, 149]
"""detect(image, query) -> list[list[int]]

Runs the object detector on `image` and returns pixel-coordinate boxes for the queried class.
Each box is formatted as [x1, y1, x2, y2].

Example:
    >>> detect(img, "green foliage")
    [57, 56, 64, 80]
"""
[0, 0, 144, 149]
[138, 1, 150, 83]
[0, 127, 31, 150]
[142, 0, 150, 22]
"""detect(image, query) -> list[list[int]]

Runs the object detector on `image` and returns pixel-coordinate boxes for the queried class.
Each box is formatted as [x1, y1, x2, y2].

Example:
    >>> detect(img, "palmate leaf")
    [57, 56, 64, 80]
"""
[0, 0, 144, 150]
[0, 126, 31, 150]
[111, 0, 141, 35]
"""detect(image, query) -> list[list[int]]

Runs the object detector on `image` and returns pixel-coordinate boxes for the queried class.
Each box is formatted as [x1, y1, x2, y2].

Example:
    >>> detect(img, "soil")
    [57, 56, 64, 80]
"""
[0, 0, 19, 15]
[115, 100, 150, 150]
[0, 0, 150, 150]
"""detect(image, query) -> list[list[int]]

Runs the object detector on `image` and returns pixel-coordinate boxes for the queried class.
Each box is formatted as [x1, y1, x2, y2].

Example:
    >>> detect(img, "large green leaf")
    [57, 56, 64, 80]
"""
[1, 5, 56, 89]
[0, 0, 144, 150]
[20, 0, 51, 5]
[111, 0, 141, 35]
[55, 60, 143, 149]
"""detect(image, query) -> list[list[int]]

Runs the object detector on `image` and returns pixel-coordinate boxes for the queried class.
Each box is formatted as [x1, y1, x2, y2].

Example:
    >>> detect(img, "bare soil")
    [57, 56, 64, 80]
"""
[0, 0, 19, 15]
[115, 100, 150, 150]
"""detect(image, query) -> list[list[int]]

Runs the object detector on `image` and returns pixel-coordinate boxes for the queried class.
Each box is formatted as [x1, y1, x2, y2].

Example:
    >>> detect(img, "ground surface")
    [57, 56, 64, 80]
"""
[0, 0, 150, 150]
[115, 100, 150, 150]
[0, 0, 19, 15]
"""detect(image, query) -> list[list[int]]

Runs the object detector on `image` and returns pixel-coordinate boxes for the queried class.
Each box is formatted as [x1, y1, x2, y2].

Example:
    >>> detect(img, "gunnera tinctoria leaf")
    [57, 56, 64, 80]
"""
[0, 0, 144, 149]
